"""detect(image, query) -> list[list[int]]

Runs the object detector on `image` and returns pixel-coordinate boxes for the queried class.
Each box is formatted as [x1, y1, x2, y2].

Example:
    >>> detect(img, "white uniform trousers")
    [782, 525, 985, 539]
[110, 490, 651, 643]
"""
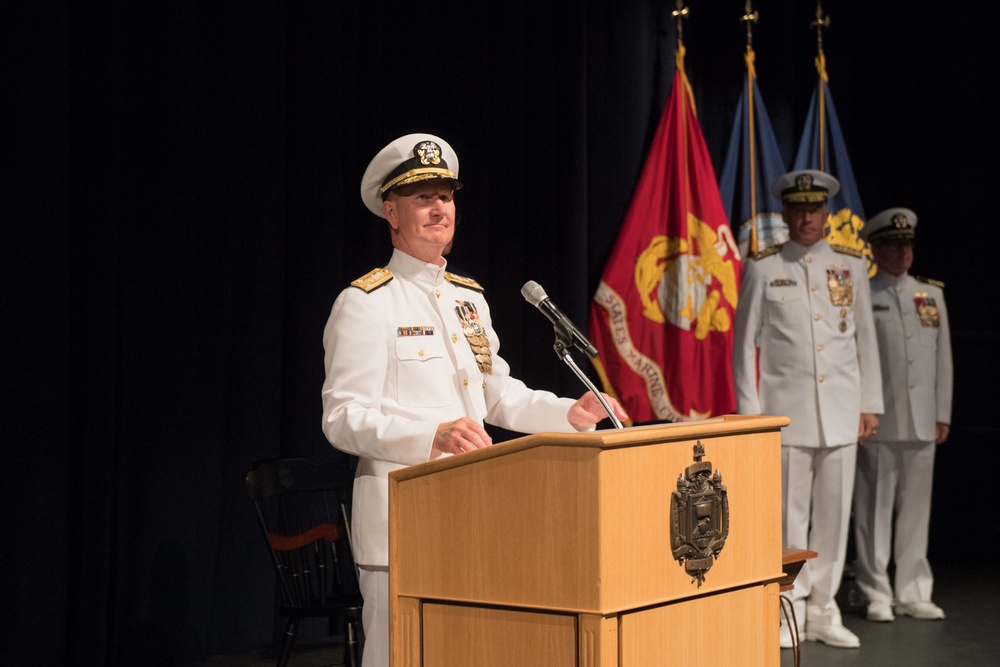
[853, 439, 936, 606]
[781, 443, 856, 630]
[358, 565, 389, 667]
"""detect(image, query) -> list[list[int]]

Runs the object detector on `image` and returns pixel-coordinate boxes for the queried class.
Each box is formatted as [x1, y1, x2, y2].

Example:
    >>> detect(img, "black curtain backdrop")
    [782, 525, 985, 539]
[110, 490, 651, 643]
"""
[8, 1, 999, 664]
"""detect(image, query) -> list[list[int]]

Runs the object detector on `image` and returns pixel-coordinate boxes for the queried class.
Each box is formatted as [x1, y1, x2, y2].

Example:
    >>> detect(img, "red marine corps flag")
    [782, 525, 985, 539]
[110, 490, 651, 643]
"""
[589, 42, 742, 423]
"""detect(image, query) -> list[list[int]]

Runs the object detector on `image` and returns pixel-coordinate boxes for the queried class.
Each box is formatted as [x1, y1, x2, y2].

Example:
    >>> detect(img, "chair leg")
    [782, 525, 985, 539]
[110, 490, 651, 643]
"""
[277, 616, 299, 667]
[345, 618, 359, 667]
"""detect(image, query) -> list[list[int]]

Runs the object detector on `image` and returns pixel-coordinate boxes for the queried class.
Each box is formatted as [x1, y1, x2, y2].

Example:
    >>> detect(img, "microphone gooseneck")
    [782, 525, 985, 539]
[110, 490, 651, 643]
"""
[520, 281, 598, 359]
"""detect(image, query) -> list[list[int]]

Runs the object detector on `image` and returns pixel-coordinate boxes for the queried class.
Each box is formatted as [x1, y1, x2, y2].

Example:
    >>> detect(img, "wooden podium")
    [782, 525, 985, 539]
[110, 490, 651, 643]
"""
[388, 414, 788, 666]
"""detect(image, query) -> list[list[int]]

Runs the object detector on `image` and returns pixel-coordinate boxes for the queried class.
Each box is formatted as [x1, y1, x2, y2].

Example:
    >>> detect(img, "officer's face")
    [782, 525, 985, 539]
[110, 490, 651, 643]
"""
[383, 181, 456, 265]
[784, 202, 827, 246]
[871, 241, 914, 277]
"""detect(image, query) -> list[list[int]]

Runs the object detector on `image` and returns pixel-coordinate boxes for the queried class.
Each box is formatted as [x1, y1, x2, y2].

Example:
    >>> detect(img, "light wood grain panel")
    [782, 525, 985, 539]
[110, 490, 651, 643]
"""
[422, 604, 577, 667]
[598, 429, 783, 609]
[620, 583, 780, 665]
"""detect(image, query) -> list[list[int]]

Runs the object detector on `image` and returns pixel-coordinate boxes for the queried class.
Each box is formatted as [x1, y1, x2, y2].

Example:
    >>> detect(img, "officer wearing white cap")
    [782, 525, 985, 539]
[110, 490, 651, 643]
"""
[321, 133, 627, 666]
[853, 208, 952, 623]
[733, 169, 883, 649]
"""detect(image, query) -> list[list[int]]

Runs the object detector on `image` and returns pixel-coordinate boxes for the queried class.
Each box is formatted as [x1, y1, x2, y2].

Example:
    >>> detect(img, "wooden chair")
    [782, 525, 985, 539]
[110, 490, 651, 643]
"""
[245, 458, 364, 667]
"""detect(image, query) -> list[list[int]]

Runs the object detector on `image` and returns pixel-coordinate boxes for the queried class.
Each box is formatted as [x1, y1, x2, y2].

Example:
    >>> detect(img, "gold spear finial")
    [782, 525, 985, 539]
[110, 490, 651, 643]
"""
[673, 1, 690, 44]
[811, 1, 831, 53]
[742, 1, 759, 47]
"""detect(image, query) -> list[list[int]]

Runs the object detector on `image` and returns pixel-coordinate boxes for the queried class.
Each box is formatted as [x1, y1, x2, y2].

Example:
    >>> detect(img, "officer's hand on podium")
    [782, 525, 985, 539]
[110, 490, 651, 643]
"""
[568, 392, 629, 430]
[433, 417, 493, 455]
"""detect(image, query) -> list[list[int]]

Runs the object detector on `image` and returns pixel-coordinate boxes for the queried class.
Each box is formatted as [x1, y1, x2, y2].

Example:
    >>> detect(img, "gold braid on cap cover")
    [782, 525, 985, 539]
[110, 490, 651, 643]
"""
[379, 167, 457, 195]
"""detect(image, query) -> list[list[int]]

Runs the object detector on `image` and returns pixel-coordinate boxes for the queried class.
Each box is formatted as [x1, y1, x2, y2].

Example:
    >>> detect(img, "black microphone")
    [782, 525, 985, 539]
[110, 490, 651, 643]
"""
[521, 280, 599, 358]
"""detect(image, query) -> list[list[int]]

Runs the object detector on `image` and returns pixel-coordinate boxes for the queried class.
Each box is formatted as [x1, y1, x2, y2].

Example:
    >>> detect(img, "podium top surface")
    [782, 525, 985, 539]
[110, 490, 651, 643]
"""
[390, 413, 788, 483]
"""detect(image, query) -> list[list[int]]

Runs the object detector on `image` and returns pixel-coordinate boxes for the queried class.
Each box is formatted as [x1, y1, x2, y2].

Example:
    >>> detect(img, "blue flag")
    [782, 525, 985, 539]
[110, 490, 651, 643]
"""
[793, 51, 873, 271]
[720, 46, 786, 257]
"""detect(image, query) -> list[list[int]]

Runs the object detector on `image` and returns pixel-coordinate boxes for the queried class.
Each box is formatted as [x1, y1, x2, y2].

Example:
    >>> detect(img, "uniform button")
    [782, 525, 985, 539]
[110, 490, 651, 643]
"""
[906, 333, 912, 340]
[902, 309, 909, 315]
[818, 375, 825, 383]
[908, 358, 915, 364]
[811, 285, 817, 292]
[451, 333, 458, 343]
[482, 381, 486, 390]
[909, 383, 916, 390]
[816, 345, 823, 352]
[435, 290, 441, 298]
[463, 379, 469, 389]
[807, 257, 813, 263]
[840, 308, 847, 317]
[814, 314, 821, 321]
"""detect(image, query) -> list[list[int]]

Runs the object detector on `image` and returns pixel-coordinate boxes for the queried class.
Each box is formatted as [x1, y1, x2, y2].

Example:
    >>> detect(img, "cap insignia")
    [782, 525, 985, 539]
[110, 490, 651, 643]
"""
[891, 213, 911, 229]
[416, 141, 442, 166]
[796, 173, 814, 191]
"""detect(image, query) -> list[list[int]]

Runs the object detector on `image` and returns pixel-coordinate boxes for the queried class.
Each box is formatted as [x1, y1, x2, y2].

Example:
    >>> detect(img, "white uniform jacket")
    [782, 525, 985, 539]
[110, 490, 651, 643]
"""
[322, 249, 578, 567]
[869, 272, 952, 442]
[733, 240, 883, 446]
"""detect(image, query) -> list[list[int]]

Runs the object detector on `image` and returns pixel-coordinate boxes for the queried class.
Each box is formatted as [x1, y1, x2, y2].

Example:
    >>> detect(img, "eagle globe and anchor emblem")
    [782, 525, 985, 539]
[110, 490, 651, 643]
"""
[669, 441, 729, 587]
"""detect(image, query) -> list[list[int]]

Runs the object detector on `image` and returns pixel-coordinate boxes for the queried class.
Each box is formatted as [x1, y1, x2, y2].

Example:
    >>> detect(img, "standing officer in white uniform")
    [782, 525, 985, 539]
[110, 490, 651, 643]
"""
[321, 133, 627, 667]
[853, 208, 952, 623]
[733, 169, 883, 649]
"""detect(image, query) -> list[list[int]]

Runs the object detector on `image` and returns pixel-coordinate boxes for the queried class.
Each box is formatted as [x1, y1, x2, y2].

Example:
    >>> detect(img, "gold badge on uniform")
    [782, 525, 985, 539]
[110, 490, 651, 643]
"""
[455, 301, 493, 374]
[914, 292, 940, 328]
[826, 266, 854, 306]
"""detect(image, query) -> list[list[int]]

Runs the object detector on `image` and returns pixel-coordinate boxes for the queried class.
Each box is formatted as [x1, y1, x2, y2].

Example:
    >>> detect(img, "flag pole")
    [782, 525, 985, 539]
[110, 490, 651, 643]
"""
[673, 1, 695, 114]
[673, 1, 694, 251]
[672, 0, 690, 45]
[741, 1, 760, 254]
[811, 1, 831, 172]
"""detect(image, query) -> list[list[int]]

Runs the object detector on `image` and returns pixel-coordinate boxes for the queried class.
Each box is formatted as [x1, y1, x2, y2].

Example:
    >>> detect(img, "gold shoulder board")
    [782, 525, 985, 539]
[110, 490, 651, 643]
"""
[350, 267, 393, 293]
[915, 275, 945, 289]
[751, 243, 784, 261]
[445, 271, 485, 293]
[830, 243, 863, 258]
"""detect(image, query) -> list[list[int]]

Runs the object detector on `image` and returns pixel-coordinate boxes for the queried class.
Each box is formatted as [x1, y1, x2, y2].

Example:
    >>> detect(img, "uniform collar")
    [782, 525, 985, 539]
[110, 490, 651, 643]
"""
[875, 270, 908, 286]
[387, 248, 448, 289]
[784, 238, 829, 260]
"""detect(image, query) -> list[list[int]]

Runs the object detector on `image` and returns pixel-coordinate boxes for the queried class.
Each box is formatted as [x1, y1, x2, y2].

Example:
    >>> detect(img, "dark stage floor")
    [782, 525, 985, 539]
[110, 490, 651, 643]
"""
[780, 553, 1000, 667]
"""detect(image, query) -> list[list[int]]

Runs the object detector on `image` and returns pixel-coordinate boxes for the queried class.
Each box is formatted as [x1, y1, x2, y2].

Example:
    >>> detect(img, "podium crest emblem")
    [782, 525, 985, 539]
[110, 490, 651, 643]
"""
[669, 441, 729, 586]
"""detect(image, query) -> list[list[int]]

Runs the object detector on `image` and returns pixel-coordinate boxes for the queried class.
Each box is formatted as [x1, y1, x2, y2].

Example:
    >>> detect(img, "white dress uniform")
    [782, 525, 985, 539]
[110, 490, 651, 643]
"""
[323, 250, 580, 667]
[332, 133, 597, 667]
[853, 271, 952, 608]
[322, 249, 579, 567]
[733, 238, 883, 631]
